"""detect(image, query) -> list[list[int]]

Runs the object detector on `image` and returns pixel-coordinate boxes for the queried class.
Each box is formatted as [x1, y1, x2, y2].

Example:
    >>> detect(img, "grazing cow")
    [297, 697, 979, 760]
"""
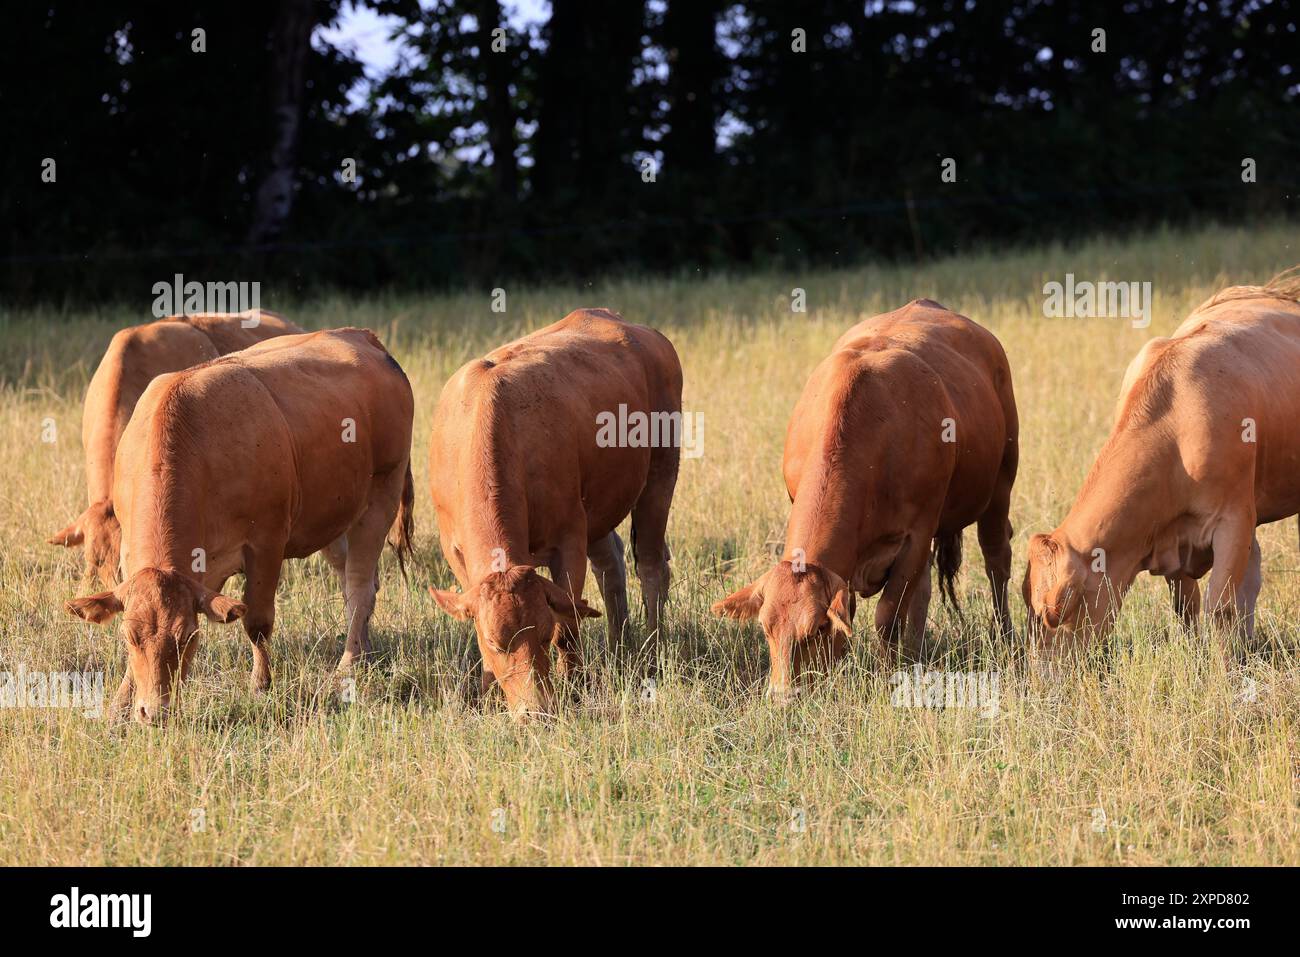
[712, 299, 1019, 697]
[1024, 274, 1300, 657]
[428, 308, 682, 717]
[48, 311, 302, 586]
[64, 328, 414, 724]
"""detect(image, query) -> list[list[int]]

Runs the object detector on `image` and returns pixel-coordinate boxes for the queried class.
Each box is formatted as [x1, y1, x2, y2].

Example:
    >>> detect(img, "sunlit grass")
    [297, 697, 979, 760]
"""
[0, 220, 1297, 864]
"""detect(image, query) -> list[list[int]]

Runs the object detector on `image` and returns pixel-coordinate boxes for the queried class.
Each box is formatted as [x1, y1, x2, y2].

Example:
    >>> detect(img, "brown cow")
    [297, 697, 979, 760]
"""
[1023, 274, 1300, 657]
[712, 299, 1019, 697]
[63, 328, 414, 724]
[427, 308, 682, 717]
[48, 311, 302, 586]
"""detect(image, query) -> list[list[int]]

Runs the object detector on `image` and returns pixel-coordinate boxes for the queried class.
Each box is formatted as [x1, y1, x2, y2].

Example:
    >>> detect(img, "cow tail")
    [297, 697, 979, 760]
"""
[933, 530, 963, 620]
[388, 462, 416, 579]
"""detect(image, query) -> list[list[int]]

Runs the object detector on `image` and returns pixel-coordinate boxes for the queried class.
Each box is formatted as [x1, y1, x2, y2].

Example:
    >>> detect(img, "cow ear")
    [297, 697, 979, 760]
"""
[187, 580, 246, 624]
[429, 585, 476, 621]
[198, 590, 246, 624]
[711, 573, 767, 621]
[66, 590, 124, 624]
[1027, 533, 1082, 628]
[48, 519, 85, 547]
[1042, 579, 1082, 630]
[827, 586, 854, 638]
[537, 576, 601, 624]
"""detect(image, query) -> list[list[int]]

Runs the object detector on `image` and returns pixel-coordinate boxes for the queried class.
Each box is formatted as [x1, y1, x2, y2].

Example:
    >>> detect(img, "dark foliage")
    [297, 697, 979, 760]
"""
[2, 0, 1296, 304]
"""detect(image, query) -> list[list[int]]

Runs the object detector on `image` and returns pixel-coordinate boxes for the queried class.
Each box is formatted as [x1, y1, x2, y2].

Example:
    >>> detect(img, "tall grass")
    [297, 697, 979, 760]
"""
[0, 221, 1296, 864]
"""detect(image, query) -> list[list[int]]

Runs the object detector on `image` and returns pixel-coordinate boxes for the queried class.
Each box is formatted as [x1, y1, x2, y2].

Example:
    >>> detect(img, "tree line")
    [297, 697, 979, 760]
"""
[3, 0, 1296, 304]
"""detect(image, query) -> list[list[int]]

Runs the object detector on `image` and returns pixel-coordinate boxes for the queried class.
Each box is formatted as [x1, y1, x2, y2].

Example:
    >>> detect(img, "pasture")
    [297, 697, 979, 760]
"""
[1, 221, 1297, 865]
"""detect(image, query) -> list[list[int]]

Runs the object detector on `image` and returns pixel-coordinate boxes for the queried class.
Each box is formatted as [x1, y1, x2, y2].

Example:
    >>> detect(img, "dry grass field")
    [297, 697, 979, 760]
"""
[1, 222, 1298, 865]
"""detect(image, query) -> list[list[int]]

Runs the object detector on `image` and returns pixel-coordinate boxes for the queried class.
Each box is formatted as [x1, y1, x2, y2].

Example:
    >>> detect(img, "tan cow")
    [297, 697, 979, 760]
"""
[712, 299, 1019, 697]
[1023, 273, 1300, 657]
[428, 308, 681, 717]
[48, 311, 302, 586]
[63, 328, 414, 724]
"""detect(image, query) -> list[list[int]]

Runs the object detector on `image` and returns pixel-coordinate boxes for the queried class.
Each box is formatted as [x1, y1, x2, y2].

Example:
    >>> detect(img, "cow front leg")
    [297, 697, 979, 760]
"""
[1165, 573, 1201, 632]
[873, 533, 934, 666]
[588, 530, 630, 645]
[548, 544, 589, 682]
[1204, 513, 1256, 661]
[1240, 533, 1262, 646]
[240, 547, 284, 694]
[108, 669, 134, 723]
[321, 535, 349, 591]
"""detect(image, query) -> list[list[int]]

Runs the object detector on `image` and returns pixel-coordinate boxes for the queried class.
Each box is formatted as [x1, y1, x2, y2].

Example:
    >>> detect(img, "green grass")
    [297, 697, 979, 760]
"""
[1, 220, 1297, 864]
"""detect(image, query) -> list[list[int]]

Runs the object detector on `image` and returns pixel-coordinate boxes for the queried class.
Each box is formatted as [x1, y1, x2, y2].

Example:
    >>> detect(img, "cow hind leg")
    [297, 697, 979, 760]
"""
[630, 447, 678, 639]
[976, 482, 1015, 641]
[588, 530, 630, 646]
[336, 472, 405, 674]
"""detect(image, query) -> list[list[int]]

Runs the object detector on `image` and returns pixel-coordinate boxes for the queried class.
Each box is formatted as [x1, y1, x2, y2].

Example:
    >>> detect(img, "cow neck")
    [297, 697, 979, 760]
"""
[1058, 425, 1173, 582]
[783, 467, 859, 581]
[459, 484, 532, 583]
[453, 403, 537, 582]
[126, 429, 207, 578]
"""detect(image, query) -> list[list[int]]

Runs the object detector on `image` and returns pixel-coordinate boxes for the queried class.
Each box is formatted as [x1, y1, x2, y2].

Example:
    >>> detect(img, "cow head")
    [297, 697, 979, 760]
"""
[712, 561, 853, 699]
[48, 500, 123, 587]
[1022, 532, 1117, 655]
[429, 565, 599, 718]
[66, 567, 245, 724]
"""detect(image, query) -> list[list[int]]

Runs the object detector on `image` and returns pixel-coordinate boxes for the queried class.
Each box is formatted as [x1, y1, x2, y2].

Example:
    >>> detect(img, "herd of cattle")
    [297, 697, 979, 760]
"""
[46, 272, 1300, 721]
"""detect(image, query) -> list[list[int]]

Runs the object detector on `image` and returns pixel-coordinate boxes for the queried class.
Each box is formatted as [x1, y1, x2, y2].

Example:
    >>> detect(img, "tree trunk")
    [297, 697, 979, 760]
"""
[246, 0, 315, 247]
[475, 0, 517, 204]
[662, 0, 723, 181]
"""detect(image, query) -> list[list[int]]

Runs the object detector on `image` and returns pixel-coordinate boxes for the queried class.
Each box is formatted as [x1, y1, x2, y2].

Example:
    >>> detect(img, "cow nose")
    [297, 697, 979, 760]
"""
[509, 697, 555, 723]
[135, 703, 153, 725]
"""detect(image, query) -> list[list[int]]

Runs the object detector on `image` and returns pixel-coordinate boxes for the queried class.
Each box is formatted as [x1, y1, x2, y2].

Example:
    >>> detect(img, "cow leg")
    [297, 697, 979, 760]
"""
[240, 547, 284, 694]
[976, 483, 1015, 641]
[337, 479, 402, 674]
[1204, 512, 1256, 659]
[442, 547, 494, 690]
[631, 446, 678, 637]
[1165, 573, 1201, 632]
[588, 530, 630, 645]
[1240, 533, 1263, 645]
[321, 535, 349, 590]
[903, 556, 934, 661]
[874, 534, 933, 665]
[108, 670, 134, 723]
[547, 543, 589, 681]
